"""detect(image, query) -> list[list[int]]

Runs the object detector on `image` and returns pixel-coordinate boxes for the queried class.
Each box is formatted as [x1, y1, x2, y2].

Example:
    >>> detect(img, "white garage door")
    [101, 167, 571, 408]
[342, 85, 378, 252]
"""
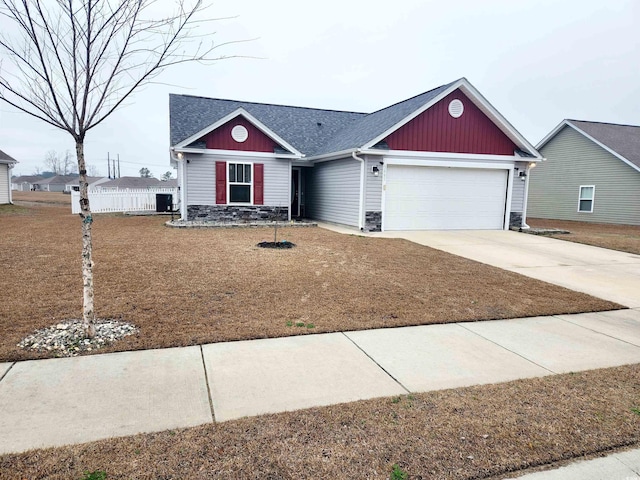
[383, 165, 508, 231]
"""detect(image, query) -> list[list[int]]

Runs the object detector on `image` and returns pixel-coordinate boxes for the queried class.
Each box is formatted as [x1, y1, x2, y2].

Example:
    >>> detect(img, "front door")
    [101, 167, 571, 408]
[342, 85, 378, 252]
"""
[291, 168, 300, 217]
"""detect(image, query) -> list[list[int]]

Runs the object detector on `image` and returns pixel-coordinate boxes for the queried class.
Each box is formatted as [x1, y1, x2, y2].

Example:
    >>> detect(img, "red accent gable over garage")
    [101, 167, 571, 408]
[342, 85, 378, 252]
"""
[383, 89, 518, 155]
[199, 116, 281, 152]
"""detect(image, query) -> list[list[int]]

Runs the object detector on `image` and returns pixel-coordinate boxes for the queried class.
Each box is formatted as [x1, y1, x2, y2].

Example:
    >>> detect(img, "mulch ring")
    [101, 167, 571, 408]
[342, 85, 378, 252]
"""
[257, 240, 296, 249]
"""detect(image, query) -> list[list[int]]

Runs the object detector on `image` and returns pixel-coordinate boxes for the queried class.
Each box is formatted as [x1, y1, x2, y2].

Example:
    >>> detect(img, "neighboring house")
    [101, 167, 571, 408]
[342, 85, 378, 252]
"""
[169, 77, 542, 231]
[11, 174, 43, 192]
[528, 120, 640, 226]
[97, 176, 176, 191]
[0, 150, 18, 204]
[35, 174, 79, 192]
[64, 176, 110, 192]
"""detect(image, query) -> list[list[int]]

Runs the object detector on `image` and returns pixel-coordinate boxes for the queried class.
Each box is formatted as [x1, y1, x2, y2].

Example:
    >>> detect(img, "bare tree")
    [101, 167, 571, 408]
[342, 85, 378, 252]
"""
[0, 0, 232, 337]
[86, 164, 100, 177]
[44, 150, 62, 174]
[62, 150, 77, 175]
[44, 150, 76, 175]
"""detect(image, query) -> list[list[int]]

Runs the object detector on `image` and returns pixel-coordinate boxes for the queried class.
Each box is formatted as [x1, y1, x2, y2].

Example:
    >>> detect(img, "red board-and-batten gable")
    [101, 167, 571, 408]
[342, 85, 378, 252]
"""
[197, 116, 282, 152]
[383, 89, 518, 156]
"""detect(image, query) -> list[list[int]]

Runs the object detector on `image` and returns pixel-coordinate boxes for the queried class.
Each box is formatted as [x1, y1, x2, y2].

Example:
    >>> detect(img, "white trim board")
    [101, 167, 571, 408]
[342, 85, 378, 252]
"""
[174, 147, 299, 160]
[382, 157, 516, 170]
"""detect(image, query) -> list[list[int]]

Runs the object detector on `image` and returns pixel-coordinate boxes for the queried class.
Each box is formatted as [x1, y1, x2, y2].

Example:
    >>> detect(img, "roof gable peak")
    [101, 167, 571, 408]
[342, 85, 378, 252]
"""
[175, 107, 303, 156]
[538, 119, 640, 174]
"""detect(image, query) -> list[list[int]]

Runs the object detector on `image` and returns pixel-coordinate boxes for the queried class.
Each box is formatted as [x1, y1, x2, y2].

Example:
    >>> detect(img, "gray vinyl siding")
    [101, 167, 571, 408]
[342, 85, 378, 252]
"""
[510, 161, 527, 213]
[186, 154, 290, 207]
[263, 159, 290, 207]
[0, 164, 9, 204]
[186, 156, 215, 205]
[306, 157, 361, 227]
[528, 126, 640, 225]
[364, 156, 382, 211]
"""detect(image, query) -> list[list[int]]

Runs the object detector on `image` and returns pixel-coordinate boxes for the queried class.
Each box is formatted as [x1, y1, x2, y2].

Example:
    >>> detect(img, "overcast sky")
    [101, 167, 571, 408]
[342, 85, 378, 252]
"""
[2, 0, 638, 177]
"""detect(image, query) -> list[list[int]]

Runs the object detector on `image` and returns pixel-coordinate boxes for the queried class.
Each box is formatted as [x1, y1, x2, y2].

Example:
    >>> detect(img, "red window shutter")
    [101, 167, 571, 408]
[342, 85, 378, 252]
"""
[215, 161, 226, 204]
[254, 163, 264, 205]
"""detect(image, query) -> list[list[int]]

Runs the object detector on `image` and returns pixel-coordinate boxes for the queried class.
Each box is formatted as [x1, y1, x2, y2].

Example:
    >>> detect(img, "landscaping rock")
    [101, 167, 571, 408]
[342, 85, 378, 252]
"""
[17, 319, 138, 357]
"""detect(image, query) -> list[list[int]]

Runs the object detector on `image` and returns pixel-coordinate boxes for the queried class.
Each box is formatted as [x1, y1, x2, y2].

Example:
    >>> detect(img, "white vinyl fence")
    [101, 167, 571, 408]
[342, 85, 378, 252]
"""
[71, 188, 178, 214]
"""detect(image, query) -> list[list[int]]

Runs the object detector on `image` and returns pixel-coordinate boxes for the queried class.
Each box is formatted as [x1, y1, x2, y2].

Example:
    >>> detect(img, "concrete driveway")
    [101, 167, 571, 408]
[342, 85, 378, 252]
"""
[372, 230, 640, 308]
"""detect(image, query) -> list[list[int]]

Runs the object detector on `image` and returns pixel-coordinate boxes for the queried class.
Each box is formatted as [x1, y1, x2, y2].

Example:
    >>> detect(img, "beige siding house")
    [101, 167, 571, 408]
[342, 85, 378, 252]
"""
[528, 120, 640, 226]
[0, 150, 18, 204]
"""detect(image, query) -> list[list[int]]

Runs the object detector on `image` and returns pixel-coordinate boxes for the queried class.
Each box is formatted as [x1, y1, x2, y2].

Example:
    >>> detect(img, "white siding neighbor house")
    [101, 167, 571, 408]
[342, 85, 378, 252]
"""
[529, 120, 640, 225]
[170, 78, 542, 231]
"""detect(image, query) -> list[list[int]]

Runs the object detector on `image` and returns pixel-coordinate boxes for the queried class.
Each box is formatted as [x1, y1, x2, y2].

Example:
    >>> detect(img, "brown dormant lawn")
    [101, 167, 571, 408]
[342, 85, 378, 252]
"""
[2, 364, 639, 479]
[1, 195, 620, 362]
[528, 218, 640, 256]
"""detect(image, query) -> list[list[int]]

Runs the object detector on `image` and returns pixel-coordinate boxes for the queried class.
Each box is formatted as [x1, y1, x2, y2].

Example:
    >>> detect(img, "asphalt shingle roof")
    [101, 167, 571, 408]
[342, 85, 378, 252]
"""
[316, 81, 456, 154]
[37, 175, 79, 185]
[12, 175, 43, 183]
[569, 120, 640, 170]
[170, 96, 366, 156]
[99, 177, 168, 188]
[169, 79, 460, 157]
[0, 150, 18, 163]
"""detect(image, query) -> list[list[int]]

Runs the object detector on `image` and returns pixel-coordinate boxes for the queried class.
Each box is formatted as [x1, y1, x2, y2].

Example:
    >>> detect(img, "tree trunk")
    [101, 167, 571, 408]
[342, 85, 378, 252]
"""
[76, 140, 96, 339]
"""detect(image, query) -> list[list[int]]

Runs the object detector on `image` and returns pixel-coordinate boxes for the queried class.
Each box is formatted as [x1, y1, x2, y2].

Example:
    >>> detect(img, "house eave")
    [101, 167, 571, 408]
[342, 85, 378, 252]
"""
[360, 148, 537, 162]
[172, 146, 301, 160]
[306, 148, 359, 163]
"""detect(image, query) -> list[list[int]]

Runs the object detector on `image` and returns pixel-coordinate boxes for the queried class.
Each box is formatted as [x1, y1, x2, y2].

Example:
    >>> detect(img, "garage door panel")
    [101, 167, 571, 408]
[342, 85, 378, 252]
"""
[384, 166, 507, 231]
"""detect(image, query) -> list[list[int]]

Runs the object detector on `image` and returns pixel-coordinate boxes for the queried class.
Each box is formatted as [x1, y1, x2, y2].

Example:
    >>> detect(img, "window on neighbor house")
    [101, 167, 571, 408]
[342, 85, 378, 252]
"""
[228, 163, 252, 203]
[578, 185, 595, 212]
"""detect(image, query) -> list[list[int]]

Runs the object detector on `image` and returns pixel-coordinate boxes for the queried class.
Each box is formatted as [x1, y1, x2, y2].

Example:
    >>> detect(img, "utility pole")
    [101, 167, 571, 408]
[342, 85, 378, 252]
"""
[117, 154, 121, 178]
[107, 152, 111, 179]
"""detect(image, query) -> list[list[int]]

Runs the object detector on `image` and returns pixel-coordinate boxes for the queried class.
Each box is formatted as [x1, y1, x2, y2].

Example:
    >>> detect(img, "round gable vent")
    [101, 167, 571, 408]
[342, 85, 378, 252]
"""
[231, 125, 249, 143]
[448, 99, 464, 119]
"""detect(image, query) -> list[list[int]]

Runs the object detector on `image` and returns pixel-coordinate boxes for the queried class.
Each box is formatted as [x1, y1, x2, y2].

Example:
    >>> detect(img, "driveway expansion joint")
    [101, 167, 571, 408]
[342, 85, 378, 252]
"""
[456, 323, 557, 375]
[341, 332, 411, 394]
[0, 362, 15, 384]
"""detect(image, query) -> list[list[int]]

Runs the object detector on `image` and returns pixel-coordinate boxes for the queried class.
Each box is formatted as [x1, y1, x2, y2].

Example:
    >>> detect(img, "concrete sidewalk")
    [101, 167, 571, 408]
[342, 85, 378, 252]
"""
[1, 309, 639, 459]
[507, 448, 640, 479]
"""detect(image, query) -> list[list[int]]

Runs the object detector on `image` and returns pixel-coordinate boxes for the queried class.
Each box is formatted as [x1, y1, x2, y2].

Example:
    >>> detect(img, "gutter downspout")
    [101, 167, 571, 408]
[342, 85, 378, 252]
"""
[520, 160, 541, 230]
[8, 163, 14, 204]
[352, 150, 365, 231]
[170, 149, 187, 221]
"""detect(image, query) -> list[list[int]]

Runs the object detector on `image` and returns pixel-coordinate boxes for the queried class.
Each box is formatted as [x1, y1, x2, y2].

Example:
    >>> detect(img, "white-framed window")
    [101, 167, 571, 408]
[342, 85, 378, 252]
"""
[578, 185, 595, 213]
[228, 162, 252, 204]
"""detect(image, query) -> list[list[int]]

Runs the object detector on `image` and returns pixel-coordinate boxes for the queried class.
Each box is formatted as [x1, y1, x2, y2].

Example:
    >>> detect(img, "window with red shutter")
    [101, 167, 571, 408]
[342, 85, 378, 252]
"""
[254, 163, 264, 205]
[215, 161, 226, 204]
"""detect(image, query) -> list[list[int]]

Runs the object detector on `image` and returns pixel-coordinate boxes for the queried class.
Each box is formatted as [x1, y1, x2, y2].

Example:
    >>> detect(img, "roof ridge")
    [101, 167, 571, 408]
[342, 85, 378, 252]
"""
[169, 93, 367, 115]
[568, 119, 640, 129]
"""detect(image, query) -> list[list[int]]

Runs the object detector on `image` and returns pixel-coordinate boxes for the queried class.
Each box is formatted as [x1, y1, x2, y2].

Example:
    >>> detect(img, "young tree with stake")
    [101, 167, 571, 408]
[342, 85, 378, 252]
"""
[0, 0, 233, 338]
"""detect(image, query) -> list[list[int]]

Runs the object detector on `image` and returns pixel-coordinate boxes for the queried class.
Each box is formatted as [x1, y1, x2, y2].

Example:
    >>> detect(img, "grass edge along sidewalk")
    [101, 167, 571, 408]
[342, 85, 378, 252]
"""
[1, 363, 639, 479]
